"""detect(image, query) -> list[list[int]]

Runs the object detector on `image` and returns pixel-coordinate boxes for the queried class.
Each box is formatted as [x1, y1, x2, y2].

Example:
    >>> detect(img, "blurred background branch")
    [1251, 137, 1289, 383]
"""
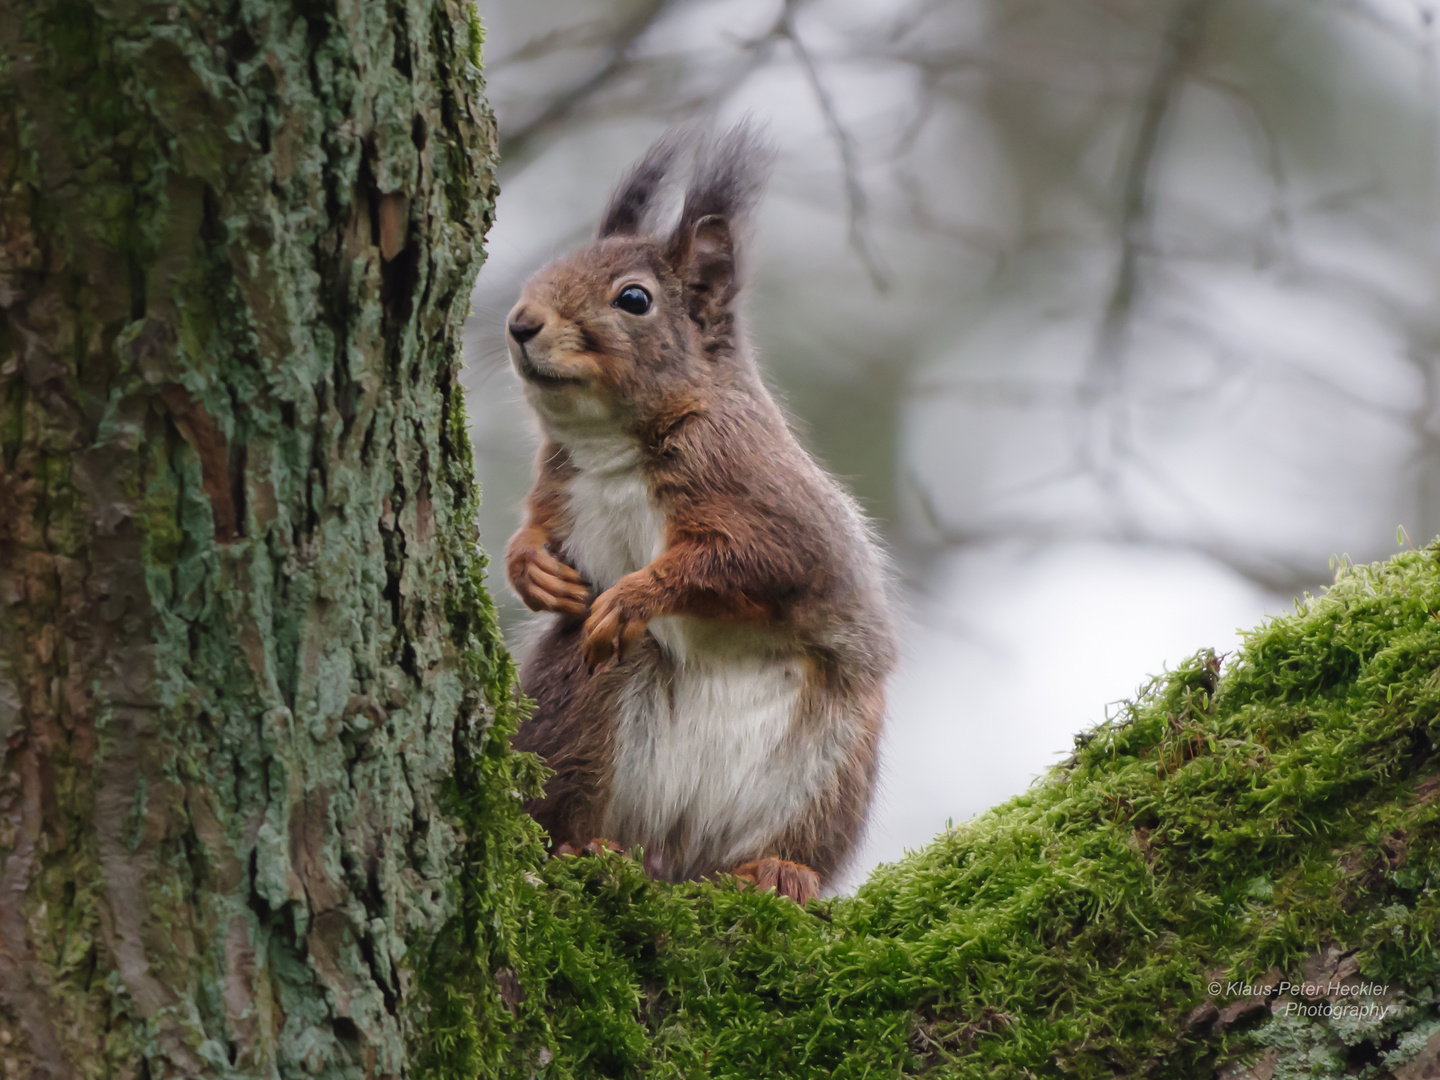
[497, 0, 678, 165]
[1082, 0, 1210, 488]
[778, 0, 891, 289]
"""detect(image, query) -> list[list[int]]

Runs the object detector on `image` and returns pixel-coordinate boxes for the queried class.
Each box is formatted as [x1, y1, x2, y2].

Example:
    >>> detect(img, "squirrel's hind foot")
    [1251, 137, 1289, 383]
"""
[730, 857, 820, 905]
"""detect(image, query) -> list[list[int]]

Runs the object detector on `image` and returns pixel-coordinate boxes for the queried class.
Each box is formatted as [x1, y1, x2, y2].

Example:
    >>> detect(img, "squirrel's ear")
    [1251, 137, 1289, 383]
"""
[666, 123, 773, 335]
[674, 213, 737, 317]
[598, 129, 686, 238]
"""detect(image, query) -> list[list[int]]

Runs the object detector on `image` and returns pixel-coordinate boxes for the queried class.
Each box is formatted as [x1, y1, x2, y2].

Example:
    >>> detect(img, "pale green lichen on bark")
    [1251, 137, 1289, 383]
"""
[0, 0, 504, 1076]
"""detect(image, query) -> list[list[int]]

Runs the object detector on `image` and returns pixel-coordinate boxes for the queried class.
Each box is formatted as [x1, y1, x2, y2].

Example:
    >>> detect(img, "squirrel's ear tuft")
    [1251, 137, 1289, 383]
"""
[597, 128, 689, 239]
[668, 122, 775, 327]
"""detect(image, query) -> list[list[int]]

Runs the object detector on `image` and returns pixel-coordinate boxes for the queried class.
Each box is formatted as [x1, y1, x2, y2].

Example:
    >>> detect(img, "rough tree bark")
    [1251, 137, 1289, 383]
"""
[0, 1, 500, 1076]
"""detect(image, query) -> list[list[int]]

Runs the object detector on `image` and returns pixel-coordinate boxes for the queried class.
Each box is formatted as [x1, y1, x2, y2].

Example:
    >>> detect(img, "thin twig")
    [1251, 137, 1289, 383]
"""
[1192, 73, 1292, 265]
[487, 20, 616, 71]
[500, 0, 679, 167]
[1080, 0, 1211, 480]
[778, 0, 891, 291]
[905, 466, 1325, 593]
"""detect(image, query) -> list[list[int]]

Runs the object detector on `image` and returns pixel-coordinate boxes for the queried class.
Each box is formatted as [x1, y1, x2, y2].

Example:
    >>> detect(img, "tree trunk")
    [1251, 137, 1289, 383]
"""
[0, 1, 501, 1076]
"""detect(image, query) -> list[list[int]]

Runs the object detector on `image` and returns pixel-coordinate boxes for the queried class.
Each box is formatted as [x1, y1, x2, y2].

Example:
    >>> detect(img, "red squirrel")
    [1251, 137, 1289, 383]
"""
[503, 125, 896, 904]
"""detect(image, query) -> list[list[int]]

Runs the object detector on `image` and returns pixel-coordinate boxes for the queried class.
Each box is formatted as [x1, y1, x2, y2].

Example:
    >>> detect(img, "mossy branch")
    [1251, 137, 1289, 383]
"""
[421, 545, 1440, 1079]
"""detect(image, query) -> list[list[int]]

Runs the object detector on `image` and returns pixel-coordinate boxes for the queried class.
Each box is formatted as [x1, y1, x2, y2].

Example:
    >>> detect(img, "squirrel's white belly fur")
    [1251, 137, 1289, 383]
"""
[561, 435, 822, 877]
[606, 638, 811, 878]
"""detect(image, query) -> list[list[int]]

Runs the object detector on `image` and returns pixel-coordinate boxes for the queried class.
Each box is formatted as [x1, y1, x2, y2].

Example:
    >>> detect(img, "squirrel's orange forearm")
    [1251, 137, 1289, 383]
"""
[507, 442, 582, 606]
[619, 540, 778, 625]
[509, 443, 575, 550]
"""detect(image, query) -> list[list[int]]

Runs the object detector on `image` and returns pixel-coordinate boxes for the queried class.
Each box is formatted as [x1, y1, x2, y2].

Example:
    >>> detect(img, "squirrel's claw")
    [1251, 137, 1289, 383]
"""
[581, 602, 623, 669]
[510, 541, 592, 615]
[525, 564, 591, 613]
[582, 584, 649, 668]
[730, 857, 820, 905]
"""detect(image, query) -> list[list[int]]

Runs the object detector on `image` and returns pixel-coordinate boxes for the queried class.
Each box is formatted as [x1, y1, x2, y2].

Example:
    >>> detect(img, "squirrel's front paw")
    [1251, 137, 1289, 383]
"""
[581, 581, 651, 668]
[507, 531, 591, 615]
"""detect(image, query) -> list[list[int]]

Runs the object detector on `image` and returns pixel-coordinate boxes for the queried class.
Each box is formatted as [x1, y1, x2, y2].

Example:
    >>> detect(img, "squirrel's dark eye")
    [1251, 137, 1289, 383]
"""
[613, 285, 652, 316]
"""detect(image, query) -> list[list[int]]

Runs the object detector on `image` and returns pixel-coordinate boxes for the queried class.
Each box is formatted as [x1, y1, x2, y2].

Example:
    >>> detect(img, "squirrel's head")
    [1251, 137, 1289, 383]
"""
[506, 124, 772, 434]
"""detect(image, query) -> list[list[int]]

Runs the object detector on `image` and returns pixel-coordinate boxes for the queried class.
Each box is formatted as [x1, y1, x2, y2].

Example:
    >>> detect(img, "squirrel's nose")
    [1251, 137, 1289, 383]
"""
[508, 312, 543, 345]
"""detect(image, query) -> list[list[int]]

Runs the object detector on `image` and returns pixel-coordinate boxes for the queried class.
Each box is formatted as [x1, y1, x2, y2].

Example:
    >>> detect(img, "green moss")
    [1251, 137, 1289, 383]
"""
[464, 2, 485, 69]
[139, 456, 183, 570]
[418, 543, 1440, 1078]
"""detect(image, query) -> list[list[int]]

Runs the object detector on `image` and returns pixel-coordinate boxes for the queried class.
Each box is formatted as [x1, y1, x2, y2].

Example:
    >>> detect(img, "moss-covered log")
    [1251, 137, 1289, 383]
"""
[0, 1, 509, 1076]
[431, 548, 1440, 1080]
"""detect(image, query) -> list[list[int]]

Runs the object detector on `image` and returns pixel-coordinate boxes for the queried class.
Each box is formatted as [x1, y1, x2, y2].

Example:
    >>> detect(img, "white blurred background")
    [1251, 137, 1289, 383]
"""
[462, 0, 1440, 887]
